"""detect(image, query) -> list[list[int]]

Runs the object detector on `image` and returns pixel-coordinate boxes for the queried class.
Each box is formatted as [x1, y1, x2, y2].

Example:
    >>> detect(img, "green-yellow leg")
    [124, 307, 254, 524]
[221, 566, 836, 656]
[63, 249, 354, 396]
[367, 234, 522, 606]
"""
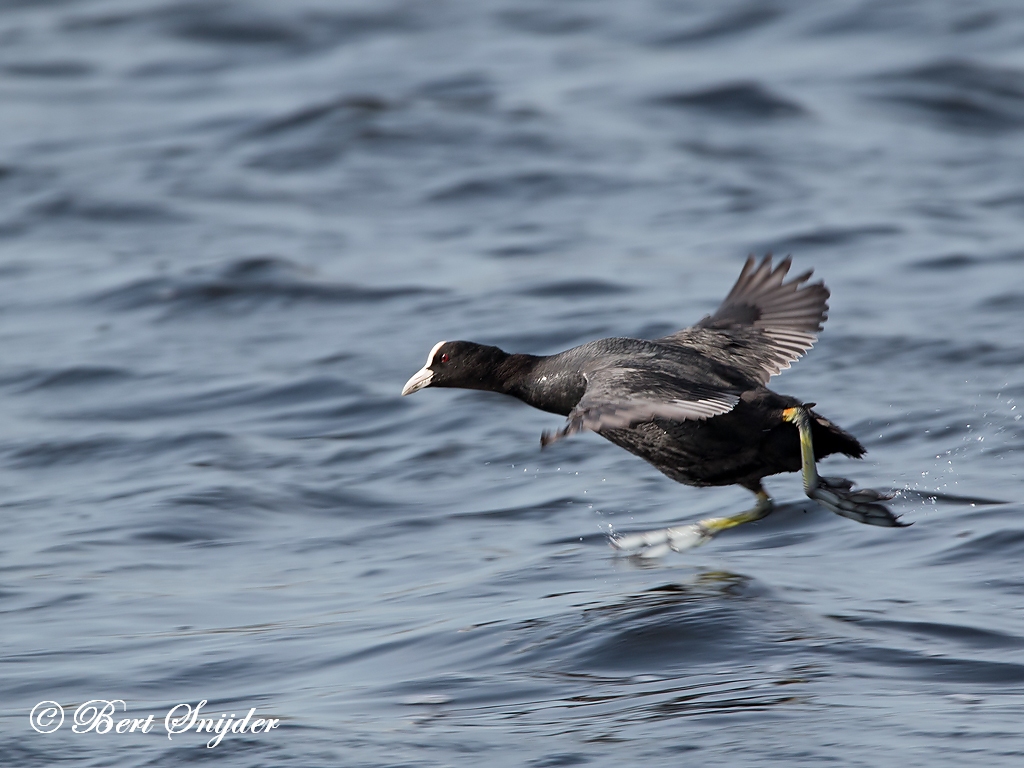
[612, 488, 774, 558]
[781, 406, 906, 528]
[695, 489, 774, 535]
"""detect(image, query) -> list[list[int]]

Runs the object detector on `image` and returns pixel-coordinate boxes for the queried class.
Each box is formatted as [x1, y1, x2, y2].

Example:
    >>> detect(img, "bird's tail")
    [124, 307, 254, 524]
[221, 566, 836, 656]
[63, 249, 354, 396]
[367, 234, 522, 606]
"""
[808, 408, 866, 459]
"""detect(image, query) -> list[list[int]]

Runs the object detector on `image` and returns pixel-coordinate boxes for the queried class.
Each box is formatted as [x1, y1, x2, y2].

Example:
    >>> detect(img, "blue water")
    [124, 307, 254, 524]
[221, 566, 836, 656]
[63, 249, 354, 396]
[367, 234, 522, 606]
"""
[2, 1, 1024, 765]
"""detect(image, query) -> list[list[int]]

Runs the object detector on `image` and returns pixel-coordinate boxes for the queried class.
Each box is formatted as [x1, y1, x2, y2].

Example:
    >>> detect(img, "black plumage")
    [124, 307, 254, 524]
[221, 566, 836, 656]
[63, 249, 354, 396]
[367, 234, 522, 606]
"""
[402, 256, 901, 550]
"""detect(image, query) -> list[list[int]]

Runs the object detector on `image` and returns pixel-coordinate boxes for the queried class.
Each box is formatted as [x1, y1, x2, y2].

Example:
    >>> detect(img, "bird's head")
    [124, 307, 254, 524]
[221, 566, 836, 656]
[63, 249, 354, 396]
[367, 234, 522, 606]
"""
[401, 340, 508, 395]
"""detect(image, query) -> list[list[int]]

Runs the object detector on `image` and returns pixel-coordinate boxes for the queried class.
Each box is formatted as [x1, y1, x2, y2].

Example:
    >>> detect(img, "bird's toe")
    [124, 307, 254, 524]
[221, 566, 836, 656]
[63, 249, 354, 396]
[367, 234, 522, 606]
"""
[611, 523, 713, 557]
[809, 481, 907, 527]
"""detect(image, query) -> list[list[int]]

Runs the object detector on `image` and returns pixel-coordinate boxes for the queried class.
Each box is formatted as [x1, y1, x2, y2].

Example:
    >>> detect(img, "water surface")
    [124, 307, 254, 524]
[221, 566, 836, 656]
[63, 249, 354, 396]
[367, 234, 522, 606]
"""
[1, 1, 1023, 765]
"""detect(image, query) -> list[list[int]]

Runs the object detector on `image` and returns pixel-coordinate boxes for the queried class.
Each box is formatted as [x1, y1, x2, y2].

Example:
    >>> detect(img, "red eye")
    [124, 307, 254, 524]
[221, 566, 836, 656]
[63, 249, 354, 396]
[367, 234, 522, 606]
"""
[440, 353, 449, 363]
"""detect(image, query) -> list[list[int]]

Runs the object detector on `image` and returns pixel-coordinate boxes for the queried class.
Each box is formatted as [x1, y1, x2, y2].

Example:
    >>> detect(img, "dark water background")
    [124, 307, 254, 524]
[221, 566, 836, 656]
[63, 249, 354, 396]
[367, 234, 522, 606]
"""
[1, 1, 1024, 765]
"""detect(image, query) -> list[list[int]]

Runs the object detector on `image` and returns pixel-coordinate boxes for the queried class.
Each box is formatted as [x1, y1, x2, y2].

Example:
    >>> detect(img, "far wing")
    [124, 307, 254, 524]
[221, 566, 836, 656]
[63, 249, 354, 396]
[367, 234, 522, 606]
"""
[540, 364, 740, 447]
[659, 255, 829, 384]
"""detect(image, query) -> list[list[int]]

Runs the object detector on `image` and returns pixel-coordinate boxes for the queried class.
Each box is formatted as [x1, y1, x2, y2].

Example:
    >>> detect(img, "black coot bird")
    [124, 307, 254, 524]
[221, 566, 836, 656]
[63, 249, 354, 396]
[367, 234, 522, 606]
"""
[402, 256, 904, 556]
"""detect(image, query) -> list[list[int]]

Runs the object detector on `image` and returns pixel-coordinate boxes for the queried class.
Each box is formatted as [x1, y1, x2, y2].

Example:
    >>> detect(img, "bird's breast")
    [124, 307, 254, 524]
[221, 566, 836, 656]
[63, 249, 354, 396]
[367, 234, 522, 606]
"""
[513, 369, 587, 416]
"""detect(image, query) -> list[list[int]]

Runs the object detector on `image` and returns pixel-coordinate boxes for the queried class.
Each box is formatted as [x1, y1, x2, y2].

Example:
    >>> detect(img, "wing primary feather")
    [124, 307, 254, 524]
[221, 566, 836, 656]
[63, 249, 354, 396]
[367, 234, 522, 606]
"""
[658, 255, 829, 383]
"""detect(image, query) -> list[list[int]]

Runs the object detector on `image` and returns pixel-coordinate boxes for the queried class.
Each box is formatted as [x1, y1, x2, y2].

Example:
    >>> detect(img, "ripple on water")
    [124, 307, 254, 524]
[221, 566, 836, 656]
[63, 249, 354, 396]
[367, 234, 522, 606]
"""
[509, 577, 799, 673]
[29, 193, 185, 225]
[6, 365, 135, 393]
[91, 257, 440, 314]
[651, 82, 807, 120]
[650, 5, 782, 47]
[426, 170, 626, 204]
[870, 59, 1024, 132]
[517, 279, 633, 298]
[929, 524, 1024, 566]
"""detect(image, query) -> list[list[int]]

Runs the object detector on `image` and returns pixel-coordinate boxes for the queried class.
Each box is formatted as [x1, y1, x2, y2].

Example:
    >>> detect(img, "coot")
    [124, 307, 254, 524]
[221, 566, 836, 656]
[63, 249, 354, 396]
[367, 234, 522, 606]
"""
[402, 256, 903, 556]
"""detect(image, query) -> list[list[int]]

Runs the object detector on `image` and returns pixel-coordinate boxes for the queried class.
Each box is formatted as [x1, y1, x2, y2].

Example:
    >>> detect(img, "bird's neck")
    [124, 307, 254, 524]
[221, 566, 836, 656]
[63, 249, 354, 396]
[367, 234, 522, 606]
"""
[497, 354, 585, 416]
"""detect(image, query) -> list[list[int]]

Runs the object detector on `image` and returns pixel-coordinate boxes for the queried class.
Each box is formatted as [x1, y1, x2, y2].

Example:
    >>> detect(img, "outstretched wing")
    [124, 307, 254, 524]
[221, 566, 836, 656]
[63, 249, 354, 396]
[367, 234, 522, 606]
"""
[659, 255, 829, 384]
[540, 363, 740, 447]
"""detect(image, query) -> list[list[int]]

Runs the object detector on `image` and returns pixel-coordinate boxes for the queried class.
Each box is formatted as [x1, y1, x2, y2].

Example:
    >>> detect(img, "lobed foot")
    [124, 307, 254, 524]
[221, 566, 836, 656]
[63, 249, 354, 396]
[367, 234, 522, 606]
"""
[782, 406, 909, 529]
[611, 490, 773, 558]
[611, 523, 714, 558]
[809, 476, 906, 527]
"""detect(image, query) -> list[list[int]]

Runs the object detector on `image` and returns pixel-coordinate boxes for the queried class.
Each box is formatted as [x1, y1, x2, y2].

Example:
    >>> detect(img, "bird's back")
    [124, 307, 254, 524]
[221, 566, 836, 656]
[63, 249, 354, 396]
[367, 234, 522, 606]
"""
[598, 387, 864, 489]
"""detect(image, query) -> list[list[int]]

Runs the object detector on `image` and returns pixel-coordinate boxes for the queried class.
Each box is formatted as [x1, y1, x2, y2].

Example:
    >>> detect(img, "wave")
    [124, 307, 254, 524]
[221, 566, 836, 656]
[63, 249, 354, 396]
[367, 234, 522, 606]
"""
[652, 82, 806, 120]
[92, 257, 440, 313]
[871, 59, 1024, 132]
